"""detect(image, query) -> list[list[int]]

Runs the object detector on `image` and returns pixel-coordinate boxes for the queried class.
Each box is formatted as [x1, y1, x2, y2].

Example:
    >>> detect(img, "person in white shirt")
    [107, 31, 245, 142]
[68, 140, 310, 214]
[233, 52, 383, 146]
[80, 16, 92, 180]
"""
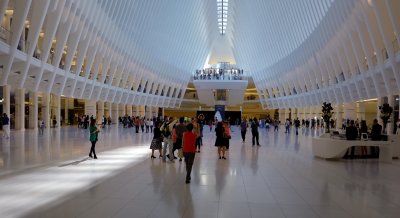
[149, 118, 154, 133]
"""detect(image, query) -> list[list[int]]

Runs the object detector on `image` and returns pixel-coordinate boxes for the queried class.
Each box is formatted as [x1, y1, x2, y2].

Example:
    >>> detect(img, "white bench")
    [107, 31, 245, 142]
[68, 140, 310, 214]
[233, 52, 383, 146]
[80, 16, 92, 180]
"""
[312, 133, 398, 163]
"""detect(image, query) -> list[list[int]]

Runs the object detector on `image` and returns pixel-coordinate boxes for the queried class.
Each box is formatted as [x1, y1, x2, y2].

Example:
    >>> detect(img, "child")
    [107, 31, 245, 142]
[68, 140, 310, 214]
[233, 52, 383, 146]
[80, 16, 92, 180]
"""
[182, 123, 197, 184]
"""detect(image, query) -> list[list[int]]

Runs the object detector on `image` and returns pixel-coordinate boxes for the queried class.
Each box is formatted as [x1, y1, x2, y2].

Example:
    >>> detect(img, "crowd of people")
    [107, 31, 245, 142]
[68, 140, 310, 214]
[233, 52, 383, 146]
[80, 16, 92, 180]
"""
[193, 68, 245, 81]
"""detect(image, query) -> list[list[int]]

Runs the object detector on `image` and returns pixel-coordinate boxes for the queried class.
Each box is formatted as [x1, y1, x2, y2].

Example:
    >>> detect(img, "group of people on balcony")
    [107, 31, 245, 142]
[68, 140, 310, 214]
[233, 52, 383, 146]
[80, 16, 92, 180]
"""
[193, 68, 244, 81]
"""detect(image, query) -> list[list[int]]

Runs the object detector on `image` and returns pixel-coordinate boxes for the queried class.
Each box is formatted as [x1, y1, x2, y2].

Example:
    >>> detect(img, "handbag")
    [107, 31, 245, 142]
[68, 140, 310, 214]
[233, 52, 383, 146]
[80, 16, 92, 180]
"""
[178, 149, 184, 158]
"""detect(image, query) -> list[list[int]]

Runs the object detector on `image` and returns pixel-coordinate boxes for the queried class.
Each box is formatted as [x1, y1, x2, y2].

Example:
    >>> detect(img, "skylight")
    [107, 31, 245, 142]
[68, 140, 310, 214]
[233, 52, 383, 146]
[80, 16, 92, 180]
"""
[217, 0, 228, 35]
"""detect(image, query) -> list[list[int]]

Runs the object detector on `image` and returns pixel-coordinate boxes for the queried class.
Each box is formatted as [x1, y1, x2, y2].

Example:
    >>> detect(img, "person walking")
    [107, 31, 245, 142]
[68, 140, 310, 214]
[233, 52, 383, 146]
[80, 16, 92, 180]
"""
[39, 119, 45, 135]
[174, 117, 186, 161]
[294, 118, 300, 135]
[161, 118, 174, 162]
[240, 118, 247, 142]
[2, 113, 10, 139]
[150, 121, 163, 158]
[215, 122, 226, 159]
[192, 118, 201, 153]
[182, 123, 197, 184]
[274, 119, 279, 131]
[251, 118, 260, 146]
[285, 119, 290, 134]
[89, 119, 100, 159]
[150, 118, 154, 133]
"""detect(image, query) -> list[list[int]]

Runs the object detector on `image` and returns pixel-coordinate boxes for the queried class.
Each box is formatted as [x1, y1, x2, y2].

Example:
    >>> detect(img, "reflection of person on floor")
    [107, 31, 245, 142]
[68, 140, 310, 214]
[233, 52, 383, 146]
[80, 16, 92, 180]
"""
[89, 119, 99, 159]
[182, 123, 197, 184]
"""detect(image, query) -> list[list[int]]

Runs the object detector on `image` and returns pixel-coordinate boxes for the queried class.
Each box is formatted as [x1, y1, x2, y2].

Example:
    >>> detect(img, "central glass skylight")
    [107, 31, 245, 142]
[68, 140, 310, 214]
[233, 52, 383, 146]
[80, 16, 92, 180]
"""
[217, 0, 228, 35]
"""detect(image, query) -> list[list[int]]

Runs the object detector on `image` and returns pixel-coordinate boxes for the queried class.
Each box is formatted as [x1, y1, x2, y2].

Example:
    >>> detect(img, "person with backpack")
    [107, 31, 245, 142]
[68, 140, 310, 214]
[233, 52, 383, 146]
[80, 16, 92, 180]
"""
[251, 118, 260, 146]
[240, 118, 248, 142]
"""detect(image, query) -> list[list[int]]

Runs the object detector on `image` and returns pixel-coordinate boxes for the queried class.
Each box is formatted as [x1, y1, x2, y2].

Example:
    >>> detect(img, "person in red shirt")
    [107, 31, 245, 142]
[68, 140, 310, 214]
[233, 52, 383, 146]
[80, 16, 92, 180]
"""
[182, 123, 197, 184]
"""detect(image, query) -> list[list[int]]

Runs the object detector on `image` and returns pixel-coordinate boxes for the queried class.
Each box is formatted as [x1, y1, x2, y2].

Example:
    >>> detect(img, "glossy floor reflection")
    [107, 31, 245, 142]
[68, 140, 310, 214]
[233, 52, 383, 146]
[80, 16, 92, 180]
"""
[2, 126, 400, 218]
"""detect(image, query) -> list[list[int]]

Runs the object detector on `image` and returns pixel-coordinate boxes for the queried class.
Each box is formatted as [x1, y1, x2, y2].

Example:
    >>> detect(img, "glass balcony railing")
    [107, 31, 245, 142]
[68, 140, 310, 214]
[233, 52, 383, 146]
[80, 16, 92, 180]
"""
[193, 68, 245, 81]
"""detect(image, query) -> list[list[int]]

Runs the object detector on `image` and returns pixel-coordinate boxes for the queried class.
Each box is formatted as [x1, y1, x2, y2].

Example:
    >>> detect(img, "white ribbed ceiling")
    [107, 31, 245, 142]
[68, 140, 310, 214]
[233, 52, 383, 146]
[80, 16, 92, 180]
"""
[95, 0, 339, 79]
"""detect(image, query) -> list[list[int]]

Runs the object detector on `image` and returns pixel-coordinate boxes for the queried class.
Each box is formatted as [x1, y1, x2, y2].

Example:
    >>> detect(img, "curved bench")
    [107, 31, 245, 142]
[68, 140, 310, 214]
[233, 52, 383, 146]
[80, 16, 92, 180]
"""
[312, 133, 394, 163]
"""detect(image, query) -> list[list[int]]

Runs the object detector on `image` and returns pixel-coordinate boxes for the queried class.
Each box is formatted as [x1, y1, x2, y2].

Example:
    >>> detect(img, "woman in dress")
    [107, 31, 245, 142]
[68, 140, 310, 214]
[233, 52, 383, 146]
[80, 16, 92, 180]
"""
[214, 122, 226, 159]
[150, 121, 163, 158]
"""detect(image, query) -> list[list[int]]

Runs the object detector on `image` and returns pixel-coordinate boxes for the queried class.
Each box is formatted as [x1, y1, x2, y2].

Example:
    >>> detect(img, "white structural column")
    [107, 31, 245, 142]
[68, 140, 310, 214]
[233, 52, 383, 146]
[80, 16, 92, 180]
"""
[52, 95, 61, 128]
[42, 93, 50, 128]
[97, 101, 104, 121]
[126, 105, 133, 117]
[111, 103, 119, 125]
[343, 103, 357, 121]
[135, 106, 139, 117]
[2, 85, 10, 116]
[388, 96, 395, 134]
[278, 109, 285, 124]
[152, 107, 158, 118]
[64, 98, 68, 125]
[377, 97, 383, 126]
[15, 89, 25, 130]
[119, 104, 126, 117]
[28, 91, 38, 129]
[139, 105, 145, 117]
[335, 104, 343, 128]
[145, 106, 150, 118]
[357, 102, 366, 121]
[105, 102, 112, 118]
[85, 100, 97, 118]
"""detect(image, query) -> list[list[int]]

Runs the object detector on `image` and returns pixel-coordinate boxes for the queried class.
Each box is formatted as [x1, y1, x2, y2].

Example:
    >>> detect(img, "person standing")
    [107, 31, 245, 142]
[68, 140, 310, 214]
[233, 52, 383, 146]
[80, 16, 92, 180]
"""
[39, 119, 45, 135]
[182, 123, 197, 184]
[251, 118, 260, 146]
[240, 118, 247, 142]
[285, 119, 290, 134]
[150, 118, 154, 133]
[89, 119, 100, 159]
[274, 119, 279, 131]
[223, 121, 231, 150]
[192, 118, 201, 153]
[215, 122, 226, 159]
[135, 117, 140, 133]
[150, 121, 163, 159]
[145, 119, 150, 133]
[2, 113, 10, 139]
[140, 118, 145, 133]
[294, 118, 300, 135]
[174, 117, 186, 161]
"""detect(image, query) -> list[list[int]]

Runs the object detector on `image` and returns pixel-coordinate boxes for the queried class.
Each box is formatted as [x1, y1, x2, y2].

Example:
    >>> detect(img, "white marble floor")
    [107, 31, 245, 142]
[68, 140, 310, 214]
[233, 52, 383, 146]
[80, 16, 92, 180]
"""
[1, 126, 400, 218]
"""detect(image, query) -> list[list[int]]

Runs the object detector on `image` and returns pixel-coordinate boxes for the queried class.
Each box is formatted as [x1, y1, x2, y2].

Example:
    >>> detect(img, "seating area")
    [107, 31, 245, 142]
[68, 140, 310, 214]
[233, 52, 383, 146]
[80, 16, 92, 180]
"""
[312, 133, 400, 163]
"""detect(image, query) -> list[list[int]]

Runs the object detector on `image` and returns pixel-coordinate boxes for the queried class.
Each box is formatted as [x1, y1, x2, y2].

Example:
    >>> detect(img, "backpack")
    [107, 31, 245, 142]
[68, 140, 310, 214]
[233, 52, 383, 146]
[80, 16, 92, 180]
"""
[161, 123, 171, 137]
